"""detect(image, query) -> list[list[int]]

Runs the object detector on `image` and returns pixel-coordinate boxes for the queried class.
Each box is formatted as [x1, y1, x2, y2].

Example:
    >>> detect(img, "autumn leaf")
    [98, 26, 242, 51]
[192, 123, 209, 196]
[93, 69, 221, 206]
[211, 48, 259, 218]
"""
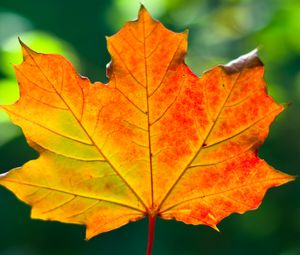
[0, 5, 294, 254]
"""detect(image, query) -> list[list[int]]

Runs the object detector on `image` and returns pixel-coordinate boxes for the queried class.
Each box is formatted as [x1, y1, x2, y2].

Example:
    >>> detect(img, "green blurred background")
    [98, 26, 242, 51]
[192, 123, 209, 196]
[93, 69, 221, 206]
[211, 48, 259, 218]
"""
[0, 0, 299, 254]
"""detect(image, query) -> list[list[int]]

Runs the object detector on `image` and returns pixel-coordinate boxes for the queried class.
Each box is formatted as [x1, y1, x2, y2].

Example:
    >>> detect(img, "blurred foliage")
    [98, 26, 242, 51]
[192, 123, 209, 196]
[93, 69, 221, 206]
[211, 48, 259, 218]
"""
[0, 0, 299, 254]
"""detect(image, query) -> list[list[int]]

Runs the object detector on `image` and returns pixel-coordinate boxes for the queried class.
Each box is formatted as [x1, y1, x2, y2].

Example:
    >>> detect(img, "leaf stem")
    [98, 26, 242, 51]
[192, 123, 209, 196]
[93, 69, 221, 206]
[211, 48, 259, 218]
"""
[146, 214, 156, 255]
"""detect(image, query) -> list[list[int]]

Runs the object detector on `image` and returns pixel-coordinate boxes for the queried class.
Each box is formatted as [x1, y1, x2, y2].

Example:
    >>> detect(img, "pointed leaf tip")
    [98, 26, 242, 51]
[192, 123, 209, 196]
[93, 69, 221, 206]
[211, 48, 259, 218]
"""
[18, 37, 29, 50]
[139, 3, 146, 12]
[17, 39, 37, 59]
[17, 36, 23, 45]
[138, 4, 152, 20]
[212, 225, 220, 232]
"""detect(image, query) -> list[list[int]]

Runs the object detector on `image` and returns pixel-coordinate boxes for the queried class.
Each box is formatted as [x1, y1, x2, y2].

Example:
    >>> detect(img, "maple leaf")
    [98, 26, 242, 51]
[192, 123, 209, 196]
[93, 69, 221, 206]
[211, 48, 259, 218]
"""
[0, 5, 294, 254]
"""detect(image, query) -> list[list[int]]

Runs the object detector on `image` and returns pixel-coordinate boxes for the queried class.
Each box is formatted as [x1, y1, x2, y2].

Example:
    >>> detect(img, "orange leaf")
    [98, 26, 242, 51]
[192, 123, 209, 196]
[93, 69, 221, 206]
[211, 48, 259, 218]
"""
[0, 5, 294, 243]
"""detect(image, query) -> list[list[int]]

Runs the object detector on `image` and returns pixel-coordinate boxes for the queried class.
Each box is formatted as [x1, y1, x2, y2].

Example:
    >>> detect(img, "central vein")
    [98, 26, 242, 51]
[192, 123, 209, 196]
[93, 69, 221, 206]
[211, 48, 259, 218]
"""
[142, 16, 154, 211]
